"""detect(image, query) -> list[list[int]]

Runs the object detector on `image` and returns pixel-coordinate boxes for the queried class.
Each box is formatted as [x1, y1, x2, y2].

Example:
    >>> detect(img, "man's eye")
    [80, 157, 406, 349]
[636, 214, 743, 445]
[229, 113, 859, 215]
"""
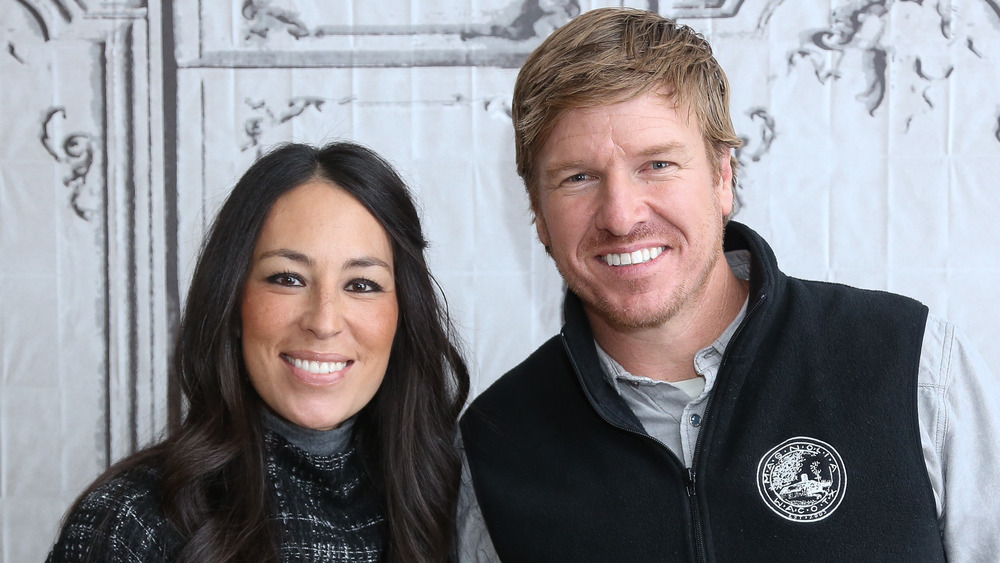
[651, 161, 671, 170]
[566, 173, 591, 183]
[346, 279, 383, 293]
[268, 273, 304, 287]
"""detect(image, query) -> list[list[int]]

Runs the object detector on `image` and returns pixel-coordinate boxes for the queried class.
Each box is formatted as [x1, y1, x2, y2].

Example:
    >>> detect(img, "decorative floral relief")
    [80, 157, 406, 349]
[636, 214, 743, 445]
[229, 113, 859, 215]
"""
[459, 0, 580, 42]
[7, 41, 26, 63]
[239, 0, 580, 44]
[786, 0, 1000, 128]
[242, 0, 310, 41]
[241, 96, 333, 156]
[40, 107, 99, 221]
[737, 107, 776, 165]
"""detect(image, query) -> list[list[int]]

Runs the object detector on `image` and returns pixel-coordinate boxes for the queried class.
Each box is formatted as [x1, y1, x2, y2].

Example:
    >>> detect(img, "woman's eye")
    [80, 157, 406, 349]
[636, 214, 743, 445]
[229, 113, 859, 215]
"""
[346, 279, 383, 293]
[267, 273, 304, 287]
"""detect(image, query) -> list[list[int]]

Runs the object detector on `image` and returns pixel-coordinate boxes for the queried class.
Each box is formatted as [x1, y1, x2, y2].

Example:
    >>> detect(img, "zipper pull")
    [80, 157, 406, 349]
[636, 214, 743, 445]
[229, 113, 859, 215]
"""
[686, 468, 696, 497]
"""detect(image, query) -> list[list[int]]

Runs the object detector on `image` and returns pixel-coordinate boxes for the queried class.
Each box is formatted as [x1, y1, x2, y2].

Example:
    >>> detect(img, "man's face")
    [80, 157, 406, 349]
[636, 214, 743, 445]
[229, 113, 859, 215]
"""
[534, 91, 734, 331]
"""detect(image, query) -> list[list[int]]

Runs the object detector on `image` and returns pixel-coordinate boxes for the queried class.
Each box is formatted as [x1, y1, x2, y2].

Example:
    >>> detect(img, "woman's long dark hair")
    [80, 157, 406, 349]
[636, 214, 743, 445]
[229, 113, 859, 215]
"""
[65, 142, 470, 562]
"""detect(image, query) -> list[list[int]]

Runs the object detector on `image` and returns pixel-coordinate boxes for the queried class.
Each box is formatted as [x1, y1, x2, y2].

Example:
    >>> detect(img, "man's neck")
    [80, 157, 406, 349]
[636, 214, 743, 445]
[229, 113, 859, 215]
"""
[588, 258, 749, 383]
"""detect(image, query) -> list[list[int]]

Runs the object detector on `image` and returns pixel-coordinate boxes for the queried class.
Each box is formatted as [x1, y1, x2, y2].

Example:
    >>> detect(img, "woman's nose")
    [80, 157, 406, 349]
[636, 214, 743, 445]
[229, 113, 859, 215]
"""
[299, 290, 345, 339]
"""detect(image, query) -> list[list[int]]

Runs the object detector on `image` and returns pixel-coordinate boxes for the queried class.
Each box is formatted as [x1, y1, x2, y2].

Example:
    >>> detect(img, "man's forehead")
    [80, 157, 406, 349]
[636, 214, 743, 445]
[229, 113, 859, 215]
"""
[541, 99, 699, 154]
[545, 92, 695, 138]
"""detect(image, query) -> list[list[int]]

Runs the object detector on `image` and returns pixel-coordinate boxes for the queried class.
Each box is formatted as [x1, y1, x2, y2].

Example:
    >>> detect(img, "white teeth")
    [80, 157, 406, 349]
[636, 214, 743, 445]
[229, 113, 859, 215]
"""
[602, 246, 664, 267]
[288, 356, 347, 374]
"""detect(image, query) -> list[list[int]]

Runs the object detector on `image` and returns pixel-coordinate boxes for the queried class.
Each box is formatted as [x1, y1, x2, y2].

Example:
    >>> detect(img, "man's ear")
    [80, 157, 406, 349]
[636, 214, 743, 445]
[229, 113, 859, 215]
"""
[534, 208, 552, 248]
[717, 151, 734, 218]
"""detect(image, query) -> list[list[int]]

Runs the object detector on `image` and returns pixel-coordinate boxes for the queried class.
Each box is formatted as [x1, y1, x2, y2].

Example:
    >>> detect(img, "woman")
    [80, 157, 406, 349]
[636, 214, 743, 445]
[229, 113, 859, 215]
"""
[47, 142, 470, 562]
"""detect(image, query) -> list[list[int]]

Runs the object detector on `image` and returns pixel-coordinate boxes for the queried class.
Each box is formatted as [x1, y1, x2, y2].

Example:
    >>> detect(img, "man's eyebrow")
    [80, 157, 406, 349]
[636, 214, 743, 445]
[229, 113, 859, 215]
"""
[542, 143, 690, 177]
[636, 142, 688, 158]
[541, 160, 588, 178]
[257, 249, 312, 266]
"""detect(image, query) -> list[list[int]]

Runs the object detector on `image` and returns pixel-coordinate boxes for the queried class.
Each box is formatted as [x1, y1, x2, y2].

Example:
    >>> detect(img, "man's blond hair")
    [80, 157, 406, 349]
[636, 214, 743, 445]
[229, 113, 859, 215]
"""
[512, 7, 742, 213]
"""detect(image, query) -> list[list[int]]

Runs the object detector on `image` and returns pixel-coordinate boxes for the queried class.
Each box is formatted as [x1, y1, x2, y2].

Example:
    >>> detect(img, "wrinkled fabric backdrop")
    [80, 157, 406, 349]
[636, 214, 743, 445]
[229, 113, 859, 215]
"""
[2, 0, 999, 560]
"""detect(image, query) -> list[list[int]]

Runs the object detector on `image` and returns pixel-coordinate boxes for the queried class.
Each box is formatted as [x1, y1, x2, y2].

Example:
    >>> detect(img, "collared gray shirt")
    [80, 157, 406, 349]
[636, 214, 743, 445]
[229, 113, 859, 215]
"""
[596, 292, 745, 468]
[594, 251, 752, 467]
[456, 252, 1000, 562]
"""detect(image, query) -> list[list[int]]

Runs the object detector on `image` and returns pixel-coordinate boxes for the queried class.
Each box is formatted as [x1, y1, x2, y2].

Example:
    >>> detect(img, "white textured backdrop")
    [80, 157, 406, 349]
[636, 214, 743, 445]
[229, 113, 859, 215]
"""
[2, 0, 999, 560]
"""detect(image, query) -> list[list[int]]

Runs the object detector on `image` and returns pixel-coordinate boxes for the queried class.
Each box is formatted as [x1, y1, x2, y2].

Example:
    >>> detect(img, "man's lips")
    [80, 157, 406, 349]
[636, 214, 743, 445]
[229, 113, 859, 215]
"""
[600, 245, 666, 266]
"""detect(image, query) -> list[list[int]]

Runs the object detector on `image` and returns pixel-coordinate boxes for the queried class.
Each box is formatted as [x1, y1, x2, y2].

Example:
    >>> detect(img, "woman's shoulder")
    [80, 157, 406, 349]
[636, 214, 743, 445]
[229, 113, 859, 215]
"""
[46, 460, 180, 562]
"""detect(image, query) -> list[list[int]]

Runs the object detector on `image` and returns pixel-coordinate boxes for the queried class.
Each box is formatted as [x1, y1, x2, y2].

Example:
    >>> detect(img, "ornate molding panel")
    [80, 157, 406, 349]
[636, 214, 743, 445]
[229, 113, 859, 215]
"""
[778, 0, 1000, 125]
[657, 0, 746, 18]
[8, 0, 169, 464]
[177, 0, 582, 68]
[13, 0, 76, 40]
[101, 15, 171, 463]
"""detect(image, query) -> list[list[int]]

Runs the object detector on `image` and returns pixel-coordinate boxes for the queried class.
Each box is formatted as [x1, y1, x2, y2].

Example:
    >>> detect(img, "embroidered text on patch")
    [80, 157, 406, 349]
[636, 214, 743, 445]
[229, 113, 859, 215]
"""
[756, 436, 847, 522]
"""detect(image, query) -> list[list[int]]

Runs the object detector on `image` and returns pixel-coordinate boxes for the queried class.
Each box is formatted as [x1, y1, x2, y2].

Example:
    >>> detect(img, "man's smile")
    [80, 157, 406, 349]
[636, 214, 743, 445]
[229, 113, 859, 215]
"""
[600, 246, 666, 267]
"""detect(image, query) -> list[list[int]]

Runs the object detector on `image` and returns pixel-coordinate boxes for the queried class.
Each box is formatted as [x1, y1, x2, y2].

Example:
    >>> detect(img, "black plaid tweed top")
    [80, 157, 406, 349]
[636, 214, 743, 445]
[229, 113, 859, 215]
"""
[46, 421, 386, 562]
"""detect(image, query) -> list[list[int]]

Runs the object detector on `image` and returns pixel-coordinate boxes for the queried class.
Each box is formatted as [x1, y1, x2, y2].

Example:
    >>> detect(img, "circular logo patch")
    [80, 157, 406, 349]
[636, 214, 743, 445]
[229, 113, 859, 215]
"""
[756, 436, 847, 522]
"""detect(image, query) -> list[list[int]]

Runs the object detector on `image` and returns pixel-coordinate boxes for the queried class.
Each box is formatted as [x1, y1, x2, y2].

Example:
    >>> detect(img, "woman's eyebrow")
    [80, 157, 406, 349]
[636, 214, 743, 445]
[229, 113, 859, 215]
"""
[344, 256, 391, 271]
[257, 249, 312, 266]
[256, 250, 390, 271]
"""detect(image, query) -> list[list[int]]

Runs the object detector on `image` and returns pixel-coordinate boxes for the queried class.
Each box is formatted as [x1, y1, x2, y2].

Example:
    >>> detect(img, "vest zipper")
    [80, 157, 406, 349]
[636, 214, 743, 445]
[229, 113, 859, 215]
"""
[687, 468, 707, 563]
[564, 291, 768, 563]
[686, 292, 767, 563]
[561, 341, 697, 558]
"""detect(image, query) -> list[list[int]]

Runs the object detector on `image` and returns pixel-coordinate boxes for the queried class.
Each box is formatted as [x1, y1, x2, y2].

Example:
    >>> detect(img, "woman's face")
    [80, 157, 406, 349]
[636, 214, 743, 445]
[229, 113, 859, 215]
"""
[241, 180, 398, 431]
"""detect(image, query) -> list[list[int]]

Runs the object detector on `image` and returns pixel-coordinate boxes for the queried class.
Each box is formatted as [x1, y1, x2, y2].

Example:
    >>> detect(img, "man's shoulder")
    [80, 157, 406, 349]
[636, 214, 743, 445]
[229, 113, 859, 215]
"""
[786, 276, 927, 314]
[463, 333, 577, 427]
[476, 333, 567, 397]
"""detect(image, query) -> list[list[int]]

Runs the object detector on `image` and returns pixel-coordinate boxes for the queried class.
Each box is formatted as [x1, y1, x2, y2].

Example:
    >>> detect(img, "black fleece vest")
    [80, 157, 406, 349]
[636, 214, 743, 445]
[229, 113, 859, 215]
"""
[461, 222, 944, 562]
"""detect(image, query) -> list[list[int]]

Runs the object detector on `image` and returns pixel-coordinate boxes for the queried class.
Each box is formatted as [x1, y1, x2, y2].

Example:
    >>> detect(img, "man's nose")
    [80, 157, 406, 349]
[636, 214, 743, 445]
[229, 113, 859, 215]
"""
[594, 174, 650, 236]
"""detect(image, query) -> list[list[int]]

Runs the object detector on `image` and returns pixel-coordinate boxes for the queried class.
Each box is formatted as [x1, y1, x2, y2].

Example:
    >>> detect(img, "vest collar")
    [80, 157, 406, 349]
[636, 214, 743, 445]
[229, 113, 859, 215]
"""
[558, 221, 784, 434]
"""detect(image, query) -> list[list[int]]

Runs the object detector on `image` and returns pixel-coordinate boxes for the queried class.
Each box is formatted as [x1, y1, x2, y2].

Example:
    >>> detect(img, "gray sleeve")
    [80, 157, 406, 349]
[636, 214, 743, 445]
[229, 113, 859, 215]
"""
[918, 315, 1000, 561]
[454, 437, 501, 563]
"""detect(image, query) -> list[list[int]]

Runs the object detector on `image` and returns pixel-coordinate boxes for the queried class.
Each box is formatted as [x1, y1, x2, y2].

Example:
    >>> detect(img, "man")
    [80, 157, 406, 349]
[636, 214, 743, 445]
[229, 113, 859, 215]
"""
[457, 7, 1000, 562]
